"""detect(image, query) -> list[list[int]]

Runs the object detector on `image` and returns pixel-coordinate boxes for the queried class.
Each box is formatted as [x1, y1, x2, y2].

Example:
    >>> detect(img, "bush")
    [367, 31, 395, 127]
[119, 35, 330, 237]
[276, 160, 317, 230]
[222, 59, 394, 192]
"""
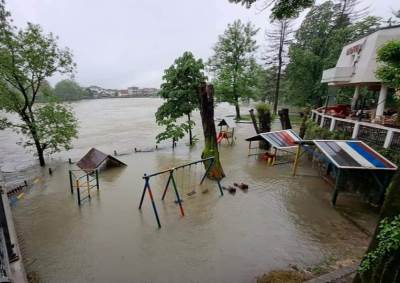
[304, 120, 351, 140]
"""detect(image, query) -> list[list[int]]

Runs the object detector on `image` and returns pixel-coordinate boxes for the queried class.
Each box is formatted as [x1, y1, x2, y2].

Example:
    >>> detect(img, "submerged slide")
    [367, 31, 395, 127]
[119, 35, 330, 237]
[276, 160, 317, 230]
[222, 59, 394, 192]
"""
[217, 132, 224, 144]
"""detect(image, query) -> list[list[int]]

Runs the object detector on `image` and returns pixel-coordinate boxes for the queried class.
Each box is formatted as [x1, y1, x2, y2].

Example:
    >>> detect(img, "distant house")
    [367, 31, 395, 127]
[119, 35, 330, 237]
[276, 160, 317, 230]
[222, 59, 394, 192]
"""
[142, 88, 159, 97]
[118, 89, 129, 96]
[128, 86, 140, 96]
[321, 25, 400, 120]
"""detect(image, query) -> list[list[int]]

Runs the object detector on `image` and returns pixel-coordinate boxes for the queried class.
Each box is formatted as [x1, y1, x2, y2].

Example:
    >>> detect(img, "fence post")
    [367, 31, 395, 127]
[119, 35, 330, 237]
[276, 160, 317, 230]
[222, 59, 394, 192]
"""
[95, 170, 99, 191]
[86, 174, 91, 199]
[68, 171, 74, 194]
[352, 122, 360, 139]
[76, 180, 81, 206]
[320, 115, 325, 127]
[384, 130, 394, 149]
[329, 118, 336, 132]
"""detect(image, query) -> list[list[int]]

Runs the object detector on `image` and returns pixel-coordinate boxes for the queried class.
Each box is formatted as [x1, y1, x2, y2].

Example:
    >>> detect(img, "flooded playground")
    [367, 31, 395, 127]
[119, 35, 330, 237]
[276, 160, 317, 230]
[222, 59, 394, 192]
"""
[1, 98, 374, 282]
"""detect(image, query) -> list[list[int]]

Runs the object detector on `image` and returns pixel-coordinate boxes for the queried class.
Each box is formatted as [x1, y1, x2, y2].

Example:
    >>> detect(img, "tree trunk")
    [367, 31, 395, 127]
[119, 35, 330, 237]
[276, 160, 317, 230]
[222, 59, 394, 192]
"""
[273, 65, 282, 115]
[278, 108, 292, 130]
[23, 114, 46, 167]
[197, 83, 225, 180]
[354, 171, 400, 283]
[299, 108, 310, 139]
[258, 109, 271, 150]
[234, 98, 241, 121]
[35, 141, 45, 167]
[249, 109, 260, 134]
[187, 113, 193, 146]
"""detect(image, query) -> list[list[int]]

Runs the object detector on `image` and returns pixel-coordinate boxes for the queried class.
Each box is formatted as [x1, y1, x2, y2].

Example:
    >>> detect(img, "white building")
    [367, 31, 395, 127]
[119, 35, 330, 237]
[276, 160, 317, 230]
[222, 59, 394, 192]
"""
[321, 25, 400, 119]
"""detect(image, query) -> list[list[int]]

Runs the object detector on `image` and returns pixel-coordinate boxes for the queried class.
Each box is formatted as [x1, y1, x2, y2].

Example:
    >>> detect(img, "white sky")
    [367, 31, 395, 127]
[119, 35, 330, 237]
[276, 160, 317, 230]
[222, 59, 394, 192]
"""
[7, 0, 399, 89]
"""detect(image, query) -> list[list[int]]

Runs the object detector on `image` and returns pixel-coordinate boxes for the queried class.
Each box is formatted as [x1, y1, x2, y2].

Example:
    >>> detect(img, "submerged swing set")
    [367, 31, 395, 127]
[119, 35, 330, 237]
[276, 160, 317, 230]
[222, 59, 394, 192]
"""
[138, 156, 224, 228]
[68, 169, 100, 206]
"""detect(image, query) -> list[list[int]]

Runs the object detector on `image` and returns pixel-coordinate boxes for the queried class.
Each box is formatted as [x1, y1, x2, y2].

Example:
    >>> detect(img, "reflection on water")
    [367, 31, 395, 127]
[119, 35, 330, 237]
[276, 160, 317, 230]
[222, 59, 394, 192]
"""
[3, 98, 369, 283]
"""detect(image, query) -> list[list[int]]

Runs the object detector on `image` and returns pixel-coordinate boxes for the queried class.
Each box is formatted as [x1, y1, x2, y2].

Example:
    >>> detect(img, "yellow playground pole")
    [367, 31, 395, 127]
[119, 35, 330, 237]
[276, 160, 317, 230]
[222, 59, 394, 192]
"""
[292, 144, 302, 176]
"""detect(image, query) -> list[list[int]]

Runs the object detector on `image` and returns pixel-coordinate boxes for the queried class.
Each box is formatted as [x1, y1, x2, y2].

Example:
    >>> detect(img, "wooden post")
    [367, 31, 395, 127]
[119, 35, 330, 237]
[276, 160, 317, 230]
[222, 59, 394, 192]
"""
[331, 168, 342, 206]
[86, 174, 91, 199]
[292, 145, 302, 176]
[258, 107, 271, 150]
[278, 108, 292, 130]
[76, 180, 81, 206]
[249, 109, 260, 134]
[197, 84, 225, 180]
[68, 171, 74, 194]
[95, 170, 99, 191]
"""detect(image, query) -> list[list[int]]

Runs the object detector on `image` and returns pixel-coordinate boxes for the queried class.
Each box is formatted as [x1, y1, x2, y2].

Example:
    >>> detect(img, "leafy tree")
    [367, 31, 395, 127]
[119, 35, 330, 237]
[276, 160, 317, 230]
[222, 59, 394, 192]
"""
[155, 118, 192, 149]
[54, 79, 88, 101]
[264, 19, 293, 113]
[208, 20, 259, 120]
[285, 1, 381, 107]
[376, 40, 400, 91]
[156, 51, 206, 146]
[0, 1, 77, 166]
[228, 0, 314, 20]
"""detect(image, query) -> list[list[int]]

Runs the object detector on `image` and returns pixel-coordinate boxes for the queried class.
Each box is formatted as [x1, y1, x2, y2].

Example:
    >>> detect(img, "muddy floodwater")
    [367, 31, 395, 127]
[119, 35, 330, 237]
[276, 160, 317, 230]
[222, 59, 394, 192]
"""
[1, 98, 372, 283]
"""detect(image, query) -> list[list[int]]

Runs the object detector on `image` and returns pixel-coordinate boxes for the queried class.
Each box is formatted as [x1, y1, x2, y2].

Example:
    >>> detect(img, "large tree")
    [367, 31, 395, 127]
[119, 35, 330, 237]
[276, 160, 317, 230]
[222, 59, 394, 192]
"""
[264, 19, 293, 113]
[197, 84, 225, 179]
[285, 1, 381, 107]
[208, 20, 259, 120]
[0, 1, 77, 166]
[156, 51, 206, 146]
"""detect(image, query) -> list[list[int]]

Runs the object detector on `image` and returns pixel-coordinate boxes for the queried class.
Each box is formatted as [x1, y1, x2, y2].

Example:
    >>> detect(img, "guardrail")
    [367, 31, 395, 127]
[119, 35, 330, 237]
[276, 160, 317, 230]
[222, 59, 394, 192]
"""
[311, 110, 400, 150]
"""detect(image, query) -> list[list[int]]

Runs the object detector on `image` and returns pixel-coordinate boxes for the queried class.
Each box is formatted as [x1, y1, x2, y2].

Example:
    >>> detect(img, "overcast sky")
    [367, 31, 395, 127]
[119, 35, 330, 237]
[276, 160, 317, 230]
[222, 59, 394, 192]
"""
[7, 0, 398, 89]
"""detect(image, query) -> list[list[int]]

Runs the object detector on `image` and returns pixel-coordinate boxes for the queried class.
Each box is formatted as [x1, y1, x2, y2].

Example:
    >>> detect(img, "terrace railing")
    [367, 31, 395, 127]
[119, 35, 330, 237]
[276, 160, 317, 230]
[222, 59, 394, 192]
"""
[311, 110, 400, 151]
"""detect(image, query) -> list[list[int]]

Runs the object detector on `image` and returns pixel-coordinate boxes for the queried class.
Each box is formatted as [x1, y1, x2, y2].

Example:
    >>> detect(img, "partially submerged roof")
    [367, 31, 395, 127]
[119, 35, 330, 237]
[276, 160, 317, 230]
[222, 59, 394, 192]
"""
[77, 148, 127, 171]
[217, 117, 236, 128]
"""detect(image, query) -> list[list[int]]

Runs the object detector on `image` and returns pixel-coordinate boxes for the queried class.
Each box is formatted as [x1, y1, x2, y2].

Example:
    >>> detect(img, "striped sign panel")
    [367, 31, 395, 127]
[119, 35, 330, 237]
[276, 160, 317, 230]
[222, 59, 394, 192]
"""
[314, 140, 398, 170]
[259, 129, 302, 149]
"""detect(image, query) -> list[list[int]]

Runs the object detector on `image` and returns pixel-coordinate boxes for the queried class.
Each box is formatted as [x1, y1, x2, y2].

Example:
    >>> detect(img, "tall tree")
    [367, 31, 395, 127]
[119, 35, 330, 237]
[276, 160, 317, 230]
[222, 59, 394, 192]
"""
[285, 1, 380, 107]
[197, 84, 225, 179]
[228, 0, 314, 20]
[208, 20, 259, 120]
[0, 1, 77, 166]
[156, 51, 206, 146]
[264, 19, 293, 114]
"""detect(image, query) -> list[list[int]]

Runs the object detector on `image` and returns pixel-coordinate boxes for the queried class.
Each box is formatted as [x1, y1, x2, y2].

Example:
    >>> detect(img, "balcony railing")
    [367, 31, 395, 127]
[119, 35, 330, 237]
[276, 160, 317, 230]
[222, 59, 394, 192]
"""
[321, 66, 354, 83]
[311, 110, 400, 151]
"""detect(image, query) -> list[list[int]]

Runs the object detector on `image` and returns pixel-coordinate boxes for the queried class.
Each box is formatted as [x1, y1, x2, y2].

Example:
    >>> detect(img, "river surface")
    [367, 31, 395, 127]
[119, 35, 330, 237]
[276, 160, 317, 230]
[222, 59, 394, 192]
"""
[1, 98, 370, 282]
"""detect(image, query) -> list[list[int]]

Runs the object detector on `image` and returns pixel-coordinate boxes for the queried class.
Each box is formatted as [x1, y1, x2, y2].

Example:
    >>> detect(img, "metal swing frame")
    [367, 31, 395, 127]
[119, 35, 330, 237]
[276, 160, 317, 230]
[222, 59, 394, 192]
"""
[138, 157, 224, 228]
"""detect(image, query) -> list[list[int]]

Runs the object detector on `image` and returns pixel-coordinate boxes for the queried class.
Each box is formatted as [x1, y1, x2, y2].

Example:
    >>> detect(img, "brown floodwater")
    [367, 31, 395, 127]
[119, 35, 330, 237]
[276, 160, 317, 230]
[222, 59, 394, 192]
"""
[1, 98, 371, 282]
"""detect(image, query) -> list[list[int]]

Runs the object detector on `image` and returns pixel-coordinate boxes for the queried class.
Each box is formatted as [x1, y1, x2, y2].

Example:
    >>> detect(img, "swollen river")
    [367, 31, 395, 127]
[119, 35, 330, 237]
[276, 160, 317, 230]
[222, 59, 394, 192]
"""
[1, 98, 369, 282]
